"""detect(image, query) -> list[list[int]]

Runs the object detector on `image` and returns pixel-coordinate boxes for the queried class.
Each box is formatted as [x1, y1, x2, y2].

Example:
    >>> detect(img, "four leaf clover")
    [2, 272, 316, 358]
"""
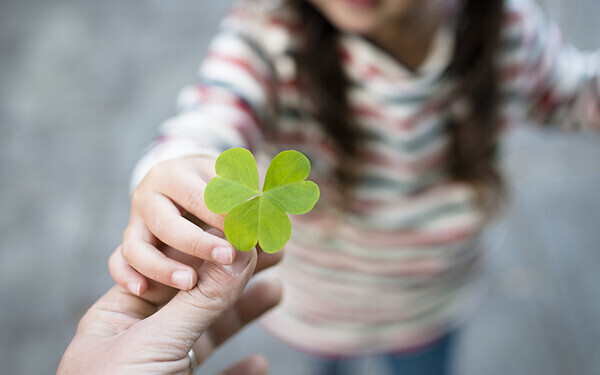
[204, 148, 320, 253]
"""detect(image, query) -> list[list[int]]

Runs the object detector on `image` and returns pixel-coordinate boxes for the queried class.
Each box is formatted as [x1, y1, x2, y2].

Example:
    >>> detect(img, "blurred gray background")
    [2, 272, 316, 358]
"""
[1, 0, 599, 374]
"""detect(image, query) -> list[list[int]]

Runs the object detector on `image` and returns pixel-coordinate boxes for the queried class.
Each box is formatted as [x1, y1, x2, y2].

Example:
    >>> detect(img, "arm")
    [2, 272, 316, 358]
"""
[498, 0, 600, 131]
[131, 2, 279, 189]
[115, 3, 283, 295]
[59, 248, 282, 375]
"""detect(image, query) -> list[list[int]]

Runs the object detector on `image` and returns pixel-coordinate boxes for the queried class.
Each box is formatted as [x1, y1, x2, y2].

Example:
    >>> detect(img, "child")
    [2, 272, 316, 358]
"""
[109, 0, 600, 373]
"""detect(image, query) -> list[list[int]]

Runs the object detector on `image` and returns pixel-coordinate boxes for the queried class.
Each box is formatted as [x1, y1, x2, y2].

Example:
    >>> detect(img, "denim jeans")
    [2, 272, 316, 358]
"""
[314, 332, 456, 375]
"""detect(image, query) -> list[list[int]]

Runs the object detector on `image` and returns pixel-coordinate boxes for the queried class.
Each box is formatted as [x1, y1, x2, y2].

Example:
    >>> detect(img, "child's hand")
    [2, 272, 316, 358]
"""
[110, 156, 239, 296]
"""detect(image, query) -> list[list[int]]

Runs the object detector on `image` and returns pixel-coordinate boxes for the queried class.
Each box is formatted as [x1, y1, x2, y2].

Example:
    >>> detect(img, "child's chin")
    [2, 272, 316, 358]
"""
[330, 17, 379, 36]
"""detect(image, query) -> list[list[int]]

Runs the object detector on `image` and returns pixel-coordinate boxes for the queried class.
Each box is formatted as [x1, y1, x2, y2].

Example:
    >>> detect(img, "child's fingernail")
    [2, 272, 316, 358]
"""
[222, 250, 252, 275]
[212, 246, 234, 265]
[127, 282, 141, 296]
[172, 270, 194, 289]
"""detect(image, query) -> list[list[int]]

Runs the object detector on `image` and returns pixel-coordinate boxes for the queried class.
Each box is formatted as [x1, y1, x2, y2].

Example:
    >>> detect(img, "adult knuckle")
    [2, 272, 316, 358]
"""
[76, 313, 91, 334]
[191, 272, 230, 306]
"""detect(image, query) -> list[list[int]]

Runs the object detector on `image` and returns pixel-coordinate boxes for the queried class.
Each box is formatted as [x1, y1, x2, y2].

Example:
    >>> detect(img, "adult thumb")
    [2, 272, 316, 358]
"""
[136, 248, 257, 349]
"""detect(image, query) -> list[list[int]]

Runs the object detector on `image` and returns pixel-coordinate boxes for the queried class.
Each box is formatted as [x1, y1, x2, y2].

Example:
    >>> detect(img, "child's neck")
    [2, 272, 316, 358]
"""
[368, 6, 446, 72]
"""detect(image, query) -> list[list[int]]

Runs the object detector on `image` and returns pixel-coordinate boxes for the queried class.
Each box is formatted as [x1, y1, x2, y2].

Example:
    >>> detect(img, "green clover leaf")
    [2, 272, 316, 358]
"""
[204, 148, 320, 253]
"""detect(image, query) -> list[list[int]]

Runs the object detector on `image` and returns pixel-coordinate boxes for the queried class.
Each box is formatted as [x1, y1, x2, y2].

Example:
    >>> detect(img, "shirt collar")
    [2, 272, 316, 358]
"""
[339, 25, 455, 83]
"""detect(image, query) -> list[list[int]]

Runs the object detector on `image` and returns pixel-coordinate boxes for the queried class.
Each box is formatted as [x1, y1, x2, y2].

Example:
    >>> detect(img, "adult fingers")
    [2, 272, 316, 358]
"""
[133, 248, 257, 352]
[255, 247, 285, 274]
[192, 277, 282, 363]
[76, 285, 157, 337]
[217, 355, 269, 375]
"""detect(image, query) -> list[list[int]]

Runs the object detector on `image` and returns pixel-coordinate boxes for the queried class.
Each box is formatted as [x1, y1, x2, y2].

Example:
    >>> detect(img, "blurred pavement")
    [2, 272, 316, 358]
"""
[1, 0, 599, 374]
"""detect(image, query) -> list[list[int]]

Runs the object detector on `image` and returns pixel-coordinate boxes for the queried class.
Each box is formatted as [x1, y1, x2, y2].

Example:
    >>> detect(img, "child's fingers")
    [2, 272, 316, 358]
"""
[110, 244, 193, 305]
[121, 218, 199, 290]
[140, 192, 235, 265]
[108, 245, 149, 296]
[155, 168, 226, 232]
[122, 244, 204, 306]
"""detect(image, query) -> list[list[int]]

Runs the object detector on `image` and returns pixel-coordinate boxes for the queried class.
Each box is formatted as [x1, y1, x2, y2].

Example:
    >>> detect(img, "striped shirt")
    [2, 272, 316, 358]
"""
[131, 0, 600, 357]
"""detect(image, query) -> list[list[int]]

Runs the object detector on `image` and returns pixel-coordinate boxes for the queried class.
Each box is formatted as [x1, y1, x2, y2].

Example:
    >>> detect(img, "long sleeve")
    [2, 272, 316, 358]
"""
[498, 0, 600, 131]
[130, 2, 279, 190]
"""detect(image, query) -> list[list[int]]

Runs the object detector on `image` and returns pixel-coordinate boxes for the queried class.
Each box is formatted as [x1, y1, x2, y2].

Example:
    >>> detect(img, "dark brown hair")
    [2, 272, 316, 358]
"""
[287, 0, 505, 209]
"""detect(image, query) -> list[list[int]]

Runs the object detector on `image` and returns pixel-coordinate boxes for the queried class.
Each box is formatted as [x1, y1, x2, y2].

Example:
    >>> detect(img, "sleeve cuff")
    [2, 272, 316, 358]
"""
[129, 139, 221, 194]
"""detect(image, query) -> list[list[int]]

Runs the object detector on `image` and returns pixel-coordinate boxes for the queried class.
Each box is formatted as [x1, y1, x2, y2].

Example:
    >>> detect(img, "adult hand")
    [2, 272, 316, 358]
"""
[58, 248, 282, 375]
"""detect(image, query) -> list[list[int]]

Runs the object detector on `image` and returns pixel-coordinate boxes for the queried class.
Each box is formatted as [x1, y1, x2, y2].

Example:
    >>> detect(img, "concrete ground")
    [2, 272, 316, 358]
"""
[1, 1, 599, 374]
